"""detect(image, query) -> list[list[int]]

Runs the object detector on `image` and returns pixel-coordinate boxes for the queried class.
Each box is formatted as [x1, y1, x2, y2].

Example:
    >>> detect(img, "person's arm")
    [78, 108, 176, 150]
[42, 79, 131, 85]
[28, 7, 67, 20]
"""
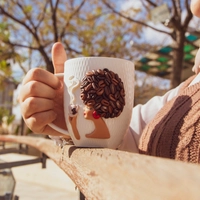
[118, 83, 184, 152]
[191, 0, 200, 17]
[191, 0, 200, 73]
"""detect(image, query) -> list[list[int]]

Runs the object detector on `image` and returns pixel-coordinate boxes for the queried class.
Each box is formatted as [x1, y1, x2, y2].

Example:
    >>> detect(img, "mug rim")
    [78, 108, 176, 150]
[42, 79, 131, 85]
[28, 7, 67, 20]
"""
[65, 56, 134, 65]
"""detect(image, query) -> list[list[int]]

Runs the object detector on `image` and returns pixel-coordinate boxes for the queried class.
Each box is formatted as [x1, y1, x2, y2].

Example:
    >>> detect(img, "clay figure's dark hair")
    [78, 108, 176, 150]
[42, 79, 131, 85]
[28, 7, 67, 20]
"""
[80, 68, 125, 118]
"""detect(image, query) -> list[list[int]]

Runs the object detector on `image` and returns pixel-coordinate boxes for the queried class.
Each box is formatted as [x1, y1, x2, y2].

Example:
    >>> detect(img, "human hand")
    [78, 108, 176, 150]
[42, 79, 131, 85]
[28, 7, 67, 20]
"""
[19, 42, 70, 138]
[192, 47, 200, 74]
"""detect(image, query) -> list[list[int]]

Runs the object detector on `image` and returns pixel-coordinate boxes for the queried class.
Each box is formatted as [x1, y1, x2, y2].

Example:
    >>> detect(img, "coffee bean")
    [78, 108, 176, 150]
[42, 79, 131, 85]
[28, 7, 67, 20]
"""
[102, 93, 110, 101]
[95, 96, 102, 103]
[109, 94, 116, 102]
[98, 80, 106, 87]
[97, 69, 104, 75]
[112, 78, 119, 85]
[90, 94, 96, 99]
[86, 71, 94, 76]
[119, 96, 125, 105]
[108, 105, 113, 114]
[110, 71, 115, 78]
[110, 83, 115, 94]
[96, 88, 104, 95]
[110, 101, 116, 109]
[120, 89, 125, 96]
[81, 88, 85, 93]
[105, 86, 110, 96]
[101, 106, 108, 112]
[116, 110, 121, 117]
[87, 99, 95, 106]
[104, 79, 110, 85]
[114, 108, 119, 113]
[115, 73, 120, 81]
[87, 76, 93, 83]
[116, 85, 121, 91]
[115, 91, 120, 99]
[94, 103, 101, 110]
[101, 99, 109, 107]
[97, 75, 105, 80]
[85, 83, 92, 91]
[92, 70, 98, 75]
[101, 113, 106, 118]
[81, 76, 87, 82]
[119, 82, 124, 88]
[105, 112, 110, 118]
[105, 72, 111, 82]
[88, 89, 96, 94]
[116, 100, 122, 109]
[80, 81, 89, 89]
[103, 68, 109, 72]
[111, 113, 115, 118]
[80, 93, 86, 100]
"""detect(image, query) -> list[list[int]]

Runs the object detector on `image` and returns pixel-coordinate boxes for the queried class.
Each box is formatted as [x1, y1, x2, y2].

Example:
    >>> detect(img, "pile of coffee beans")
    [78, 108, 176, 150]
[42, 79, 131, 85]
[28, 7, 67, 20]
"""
[80, 68, 125, 118]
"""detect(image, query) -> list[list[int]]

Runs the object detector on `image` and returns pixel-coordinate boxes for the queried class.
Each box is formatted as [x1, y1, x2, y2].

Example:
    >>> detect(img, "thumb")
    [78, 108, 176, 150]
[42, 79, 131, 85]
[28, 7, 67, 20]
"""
[51, 42, 67, 73]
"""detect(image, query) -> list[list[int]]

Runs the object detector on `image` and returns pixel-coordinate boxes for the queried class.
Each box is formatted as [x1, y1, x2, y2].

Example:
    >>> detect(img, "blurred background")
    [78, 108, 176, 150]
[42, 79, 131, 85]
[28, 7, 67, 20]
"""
[0, 0, 199, 199]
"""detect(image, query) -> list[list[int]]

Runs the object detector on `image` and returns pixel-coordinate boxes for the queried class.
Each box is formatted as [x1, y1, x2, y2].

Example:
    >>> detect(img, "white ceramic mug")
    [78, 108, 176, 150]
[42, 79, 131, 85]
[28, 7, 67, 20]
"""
[49, 57, 135, 149]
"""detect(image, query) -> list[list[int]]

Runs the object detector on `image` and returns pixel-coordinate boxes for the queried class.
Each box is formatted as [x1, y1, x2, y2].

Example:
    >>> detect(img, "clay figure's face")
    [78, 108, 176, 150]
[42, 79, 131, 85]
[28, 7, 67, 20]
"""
[83, 105, 94, 119]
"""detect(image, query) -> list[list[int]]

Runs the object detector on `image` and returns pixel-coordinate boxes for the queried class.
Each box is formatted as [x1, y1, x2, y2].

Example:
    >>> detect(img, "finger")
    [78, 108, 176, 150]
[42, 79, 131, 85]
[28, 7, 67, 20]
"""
[24, 110, 69, 137]
[21, 97, 55, 119]
[24, 110, 57, 134]
[19, 81, 57, 102]
[52, 42, 67, 73]
[22, 68, 61, 89]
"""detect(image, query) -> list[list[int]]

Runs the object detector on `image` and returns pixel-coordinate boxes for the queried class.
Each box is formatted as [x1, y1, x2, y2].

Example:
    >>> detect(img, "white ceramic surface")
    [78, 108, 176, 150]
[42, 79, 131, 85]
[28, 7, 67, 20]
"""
[52, 57, 135, 149]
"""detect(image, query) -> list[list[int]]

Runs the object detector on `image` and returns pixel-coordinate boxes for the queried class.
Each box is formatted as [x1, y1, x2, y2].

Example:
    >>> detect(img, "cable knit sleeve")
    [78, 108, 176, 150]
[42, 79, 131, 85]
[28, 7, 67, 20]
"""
[118, 82, 184, 153]
[138, 75, 200, 163]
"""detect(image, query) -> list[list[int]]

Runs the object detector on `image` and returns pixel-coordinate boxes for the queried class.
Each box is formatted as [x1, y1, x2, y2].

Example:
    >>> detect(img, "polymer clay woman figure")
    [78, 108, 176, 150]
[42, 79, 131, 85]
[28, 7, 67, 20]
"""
[68, 103, 110, 140]
[68, 68, 125, 140]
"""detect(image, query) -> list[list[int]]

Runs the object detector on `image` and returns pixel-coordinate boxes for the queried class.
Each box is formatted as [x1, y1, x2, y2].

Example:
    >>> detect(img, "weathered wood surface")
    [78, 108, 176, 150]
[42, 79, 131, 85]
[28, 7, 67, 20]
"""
[1, 135, 200, 200]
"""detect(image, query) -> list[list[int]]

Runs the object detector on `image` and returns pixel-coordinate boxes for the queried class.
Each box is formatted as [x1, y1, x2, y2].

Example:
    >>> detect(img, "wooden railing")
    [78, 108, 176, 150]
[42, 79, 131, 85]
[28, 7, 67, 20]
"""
[1, 135, 200, 200]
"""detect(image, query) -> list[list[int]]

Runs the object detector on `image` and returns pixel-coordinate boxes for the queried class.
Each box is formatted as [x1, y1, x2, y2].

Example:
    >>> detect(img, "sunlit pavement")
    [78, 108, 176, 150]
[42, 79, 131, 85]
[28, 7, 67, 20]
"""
[0, 153, 79, 200]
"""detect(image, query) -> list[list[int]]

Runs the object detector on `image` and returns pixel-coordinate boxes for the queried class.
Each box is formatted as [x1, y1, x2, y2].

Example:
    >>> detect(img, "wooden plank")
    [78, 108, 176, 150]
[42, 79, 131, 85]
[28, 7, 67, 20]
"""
[1, 135, 200, 200]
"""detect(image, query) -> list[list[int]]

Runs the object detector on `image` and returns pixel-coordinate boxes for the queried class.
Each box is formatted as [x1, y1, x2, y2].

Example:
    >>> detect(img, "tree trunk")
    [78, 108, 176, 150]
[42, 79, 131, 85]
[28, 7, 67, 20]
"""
[170, 30, 185, 88]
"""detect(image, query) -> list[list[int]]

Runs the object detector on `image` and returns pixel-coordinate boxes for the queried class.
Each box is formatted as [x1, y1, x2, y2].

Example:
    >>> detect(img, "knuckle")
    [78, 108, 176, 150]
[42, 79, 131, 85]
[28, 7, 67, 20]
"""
[28, 81, 39, 94]
[26, 116, 43, 132]
[26, 97, 39, 111]
[28, 68, 44, 80]
[25, 118, 38, 132]
[25, 111, 56, 134]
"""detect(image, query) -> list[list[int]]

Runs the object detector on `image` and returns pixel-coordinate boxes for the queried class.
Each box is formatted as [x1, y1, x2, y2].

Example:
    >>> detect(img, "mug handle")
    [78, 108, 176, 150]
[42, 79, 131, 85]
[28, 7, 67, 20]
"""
[48, 73, 70, 136]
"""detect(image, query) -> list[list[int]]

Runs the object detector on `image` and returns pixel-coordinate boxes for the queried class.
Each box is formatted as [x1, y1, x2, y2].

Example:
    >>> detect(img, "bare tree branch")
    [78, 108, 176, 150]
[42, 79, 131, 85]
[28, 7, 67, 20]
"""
[102, 0, 172, 36]
[3, 40, 42, 50]
[35, 2, 49, 30]
[142, 0, 157, 7]
[15, 1, 36, 31]
[0, 6, 36, 38]
[60, 0, 87, 39]
[50, 0, 59, 42]
[183, 0, 193, 28]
